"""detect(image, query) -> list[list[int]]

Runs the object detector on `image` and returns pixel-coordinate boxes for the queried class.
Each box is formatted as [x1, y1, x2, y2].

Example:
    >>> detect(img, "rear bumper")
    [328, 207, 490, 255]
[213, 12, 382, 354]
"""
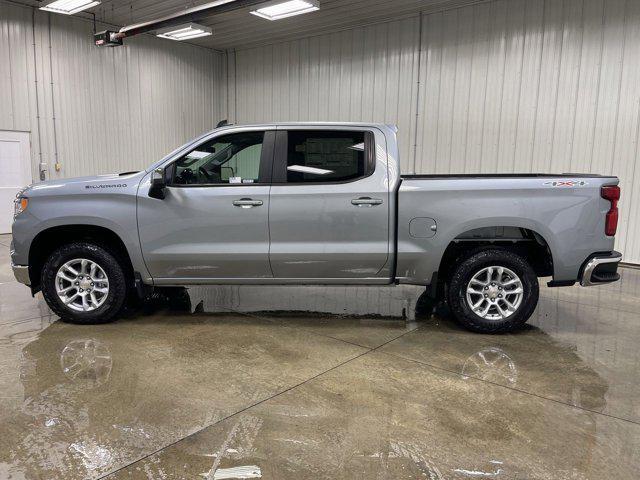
[12, 263, 30, 286]
[580, 251, 622, 287]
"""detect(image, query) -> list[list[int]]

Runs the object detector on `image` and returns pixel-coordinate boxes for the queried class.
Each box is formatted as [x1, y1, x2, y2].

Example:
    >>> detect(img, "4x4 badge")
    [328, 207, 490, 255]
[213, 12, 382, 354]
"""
[543, 180, 588, 187]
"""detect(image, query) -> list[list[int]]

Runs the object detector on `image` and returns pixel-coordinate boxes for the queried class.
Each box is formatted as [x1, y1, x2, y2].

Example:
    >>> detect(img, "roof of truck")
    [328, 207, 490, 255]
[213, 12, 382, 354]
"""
[215, 121, 398, 132]
[147, 122, 397, 172]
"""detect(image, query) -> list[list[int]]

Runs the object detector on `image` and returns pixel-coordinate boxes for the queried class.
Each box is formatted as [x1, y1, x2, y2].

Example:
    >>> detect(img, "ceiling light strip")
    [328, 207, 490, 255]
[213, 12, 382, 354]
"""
[155, 23, 213, 41]
[250, 0, 320, 21]
[40, 0, 101, 15]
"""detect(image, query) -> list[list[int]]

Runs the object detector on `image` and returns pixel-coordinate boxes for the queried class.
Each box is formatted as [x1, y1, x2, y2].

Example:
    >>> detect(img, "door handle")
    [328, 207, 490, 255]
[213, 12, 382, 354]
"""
[351, 197, 383, 207]
[233, 198, 263, 208]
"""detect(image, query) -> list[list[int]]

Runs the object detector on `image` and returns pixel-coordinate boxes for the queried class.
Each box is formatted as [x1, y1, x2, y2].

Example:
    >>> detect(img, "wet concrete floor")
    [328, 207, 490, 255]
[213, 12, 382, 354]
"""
[0, 234, 639, 479]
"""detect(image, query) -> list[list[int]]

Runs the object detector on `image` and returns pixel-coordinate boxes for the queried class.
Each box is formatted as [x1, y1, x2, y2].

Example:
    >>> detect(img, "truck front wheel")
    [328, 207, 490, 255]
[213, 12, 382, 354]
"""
[447, 249, 539, 333]
[41, 242, 127, 324]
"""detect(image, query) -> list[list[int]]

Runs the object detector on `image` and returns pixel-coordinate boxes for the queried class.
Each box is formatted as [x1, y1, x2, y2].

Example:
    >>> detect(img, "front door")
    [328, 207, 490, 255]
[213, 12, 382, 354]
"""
[268, 127, 390, 280]
[0, 131, 31, 233]
[137, 129, 274, 282]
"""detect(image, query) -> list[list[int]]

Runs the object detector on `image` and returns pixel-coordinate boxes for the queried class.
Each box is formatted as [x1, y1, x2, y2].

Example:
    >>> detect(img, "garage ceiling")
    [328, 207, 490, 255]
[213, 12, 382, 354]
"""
[89, 0, 487, 50]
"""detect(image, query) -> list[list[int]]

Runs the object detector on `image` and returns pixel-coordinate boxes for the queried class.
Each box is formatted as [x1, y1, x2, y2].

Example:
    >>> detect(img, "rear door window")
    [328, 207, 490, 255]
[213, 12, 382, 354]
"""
[283, 130, 372, 183]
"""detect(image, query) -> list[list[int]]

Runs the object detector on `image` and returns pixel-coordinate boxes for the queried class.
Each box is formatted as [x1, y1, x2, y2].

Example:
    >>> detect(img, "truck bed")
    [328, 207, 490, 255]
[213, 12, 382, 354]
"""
[401, 173, 617, 179]
[395, 174, 618, 285]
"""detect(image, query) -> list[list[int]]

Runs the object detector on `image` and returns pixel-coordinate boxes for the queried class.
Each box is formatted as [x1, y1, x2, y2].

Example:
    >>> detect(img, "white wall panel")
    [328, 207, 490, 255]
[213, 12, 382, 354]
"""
[1, 0, 639, 263]
[233, 18, 420, 172]
[0, 2, 225, 181]
[0, 4, 32, 133]
[232, 0, 640, 263]
[414, 0, 640, 262]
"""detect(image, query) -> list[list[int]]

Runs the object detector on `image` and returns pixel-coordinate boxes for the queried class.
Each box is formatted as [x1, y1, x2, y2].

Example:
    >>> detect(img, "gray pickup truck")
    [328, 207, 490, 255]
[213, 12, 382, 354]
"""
[11, 122, 622, 332]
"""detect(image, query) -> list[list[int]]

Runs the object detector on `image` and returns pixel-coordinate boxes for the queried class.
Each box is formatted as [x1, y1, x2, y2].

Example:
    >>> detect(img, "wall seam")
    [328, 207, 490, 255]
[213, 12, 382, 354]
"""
[587, 0, 607, 172]
[609, 0, 627, 172]
[567, 0, 586, 172]
[31, 7, 44, 179]
[46, 13, 59, 177]
[529, 0, 547, 171]
[477, 2, 492, 173]
[7, 4, 16, 129]
[547, 0, 566, 172]
[461, 5, 476, 173]
[411, 12, 424, 174]
[448, 10, 460, 173]
[511, 0, 527, 172]
[232, 48, 238, 122]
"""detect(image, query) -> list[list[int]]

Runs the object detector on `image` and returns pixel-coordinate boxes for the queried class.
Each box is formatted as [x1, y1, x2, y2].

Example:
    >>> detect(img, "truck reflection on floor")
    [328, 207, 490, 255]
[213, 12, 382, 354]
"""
[127, 284, 426, 320]
[0, 284, 615, 479]
[60, 339, 113, 387]
[9, 319, 609, 479]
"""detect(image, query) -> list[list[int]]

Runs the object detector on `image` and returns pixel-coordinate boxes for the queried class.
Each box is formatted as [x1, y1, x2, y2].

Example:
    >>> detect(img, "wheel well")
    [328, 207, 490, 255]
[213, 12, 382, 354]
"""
[29, 225, 135, 292]
[437, 227, 553, 289]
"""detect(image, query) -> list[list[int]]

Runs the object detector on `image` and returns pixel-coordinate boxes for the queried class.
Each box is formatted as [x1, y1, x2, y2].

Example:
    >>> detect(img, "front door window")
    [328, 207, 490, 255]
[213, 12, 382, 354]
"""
[172, 131, 265, 185]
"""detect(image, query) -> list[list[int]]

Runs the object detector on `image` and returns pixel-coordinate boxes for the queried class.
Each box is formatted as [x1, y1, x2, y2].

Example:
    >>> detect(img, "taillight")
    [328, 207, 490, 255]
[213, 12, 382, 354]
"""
[601, 185, 620, 236]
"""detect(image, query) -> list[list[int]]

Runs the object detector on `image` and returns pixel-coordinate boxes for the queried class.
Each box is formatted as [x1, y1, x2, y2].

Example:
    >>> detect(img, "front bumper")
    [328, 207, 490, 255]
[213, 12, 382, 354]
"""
[12, 263, 30, 285]
[580, 251, 622, 287]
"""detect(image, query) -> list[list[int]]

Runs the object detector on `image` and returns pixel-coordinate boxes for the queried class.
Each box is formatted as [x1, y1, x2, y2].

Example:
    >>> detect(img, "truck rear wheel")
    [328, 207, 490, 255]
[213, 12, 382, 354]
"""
[41, 242, 127, 324]
[447, 249, 539, 333]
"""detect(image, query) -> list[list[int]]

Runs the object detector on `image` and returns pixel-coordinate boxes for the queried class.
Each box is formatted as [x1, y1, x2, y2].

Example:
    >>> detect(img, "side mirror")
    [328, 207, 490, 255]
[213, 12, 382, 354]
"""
[149, 168, 166, 199]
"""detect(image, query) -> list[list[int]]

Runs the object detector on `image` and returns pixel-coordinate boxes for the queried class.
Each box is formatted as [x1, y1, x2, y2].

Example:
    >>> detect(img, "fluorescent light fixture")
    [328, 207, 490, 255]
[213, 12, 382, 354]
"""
[250, 0, 319, 21]
[287, 165, 333, 175]
[185, 151, 211, 160]
[40, 0, 100, 15]
[156, 23, 212, 41]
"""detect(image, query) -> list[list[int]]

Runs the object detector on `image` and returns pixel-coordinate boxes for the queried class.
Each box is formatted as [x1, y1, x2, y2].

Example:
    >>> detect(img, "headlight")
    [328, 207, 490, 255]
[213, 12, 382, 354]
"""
[14, 196, 28, 217]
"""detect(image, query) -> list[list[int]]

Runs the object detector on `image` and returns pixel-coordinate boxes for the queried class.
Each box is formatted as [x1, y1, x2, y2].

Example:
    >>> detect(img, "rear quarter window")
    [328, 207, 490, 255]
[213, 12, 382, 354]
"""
[284, 130, 370, 183]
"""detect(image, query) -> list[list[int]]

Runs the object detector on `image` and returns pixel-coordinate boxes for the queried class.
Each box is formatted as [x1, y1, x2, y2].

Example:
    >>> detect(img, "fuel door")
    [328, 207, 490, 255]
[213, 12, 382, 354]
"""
[409, 217, 437, 238]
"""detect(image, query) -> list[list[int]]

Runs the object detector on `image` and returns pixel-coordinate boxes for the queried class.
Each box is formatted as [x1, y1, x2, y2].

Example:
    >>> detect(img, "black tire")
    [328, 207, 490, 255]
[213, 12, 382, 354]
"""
[41, 242, 127, 324]
[447, 249, 539, 333]
[158, 287, 192, 311]
[415, 290, 437, 318]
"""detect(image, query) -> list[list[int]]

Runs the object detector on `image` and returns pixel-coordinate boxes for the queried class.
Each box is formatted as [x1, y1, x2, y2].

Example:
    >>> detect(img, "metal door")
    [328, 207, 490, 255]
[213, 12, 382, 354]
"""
[0, 131, 31, 233]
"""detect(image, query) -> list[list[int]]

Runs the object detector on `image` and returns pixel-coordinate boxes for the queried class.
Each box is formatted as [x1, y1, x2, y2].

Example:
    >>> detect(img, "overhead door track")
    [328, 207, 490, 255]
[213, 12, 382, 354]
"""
[94, 0, 267, 46]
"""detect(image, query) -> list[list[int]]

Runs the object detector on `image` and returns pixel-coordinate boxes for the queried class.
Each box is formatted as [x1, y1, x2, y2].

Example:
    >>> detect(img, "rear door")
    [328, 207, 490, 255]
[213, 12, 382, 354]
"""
[137, 128, 275, 282]
[268, 127, 390, 280]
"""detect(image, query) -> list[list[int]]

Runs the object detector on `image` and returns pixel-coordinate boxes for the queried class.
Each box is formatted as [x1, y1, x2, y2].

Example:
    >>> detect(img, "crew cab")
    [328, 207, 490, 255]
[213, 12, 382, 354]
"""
[11, 123, 622, 332]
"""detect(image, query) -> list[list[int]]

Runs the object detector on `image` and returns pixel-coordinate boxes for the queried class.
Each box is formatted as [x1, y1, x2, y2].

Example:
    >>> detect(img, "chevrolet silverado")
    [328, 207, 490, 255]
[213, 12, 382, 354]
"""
[11, 123, 622, 332]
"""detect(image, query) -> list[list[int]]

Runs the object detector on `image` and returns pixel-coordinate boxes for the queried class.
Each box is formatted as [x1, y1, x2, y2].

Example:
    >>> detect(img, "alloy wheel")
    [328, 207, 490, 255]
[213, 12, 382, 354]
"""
[55, 258, 110, 312]
[465, 265, 524, 320]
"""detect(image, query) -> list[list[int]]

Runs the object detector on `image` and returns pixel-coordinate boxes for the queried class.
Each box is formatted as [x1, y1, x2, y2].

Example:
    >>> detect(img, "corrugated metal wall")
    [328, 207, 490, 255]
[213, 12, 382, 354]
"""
[2, 0, 639, 263]
[229, 0, 640, 263]
[415, 0, 640, 263]
[231, 17, 420, 172]
[0, 2, 225, 180]
[0, 4, 34, 152]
